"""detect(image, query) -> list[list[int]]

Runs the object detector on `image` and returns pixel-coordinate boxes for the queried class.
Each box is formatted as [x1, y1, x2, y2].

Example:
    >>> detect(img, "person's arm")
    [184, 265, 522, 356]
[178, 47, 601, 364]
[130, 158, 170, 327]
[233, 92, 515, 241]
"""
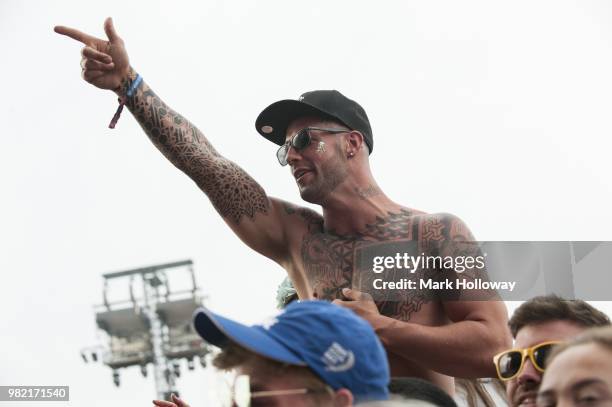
[116, 67, 291, 260]
[55, 18, 294, 263]
[366, 294, 509, 378]
[335, 213, 512, 378]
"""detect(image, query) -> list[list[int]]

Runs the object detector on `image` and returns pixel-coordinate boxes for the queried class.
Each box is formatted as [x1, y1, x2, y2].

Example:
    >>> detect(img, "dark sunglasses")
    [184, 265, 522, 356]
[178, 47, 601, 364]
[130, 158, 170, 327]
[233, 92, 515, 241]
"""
[276, 127, 351, 166]
[493, 341, 562, 381]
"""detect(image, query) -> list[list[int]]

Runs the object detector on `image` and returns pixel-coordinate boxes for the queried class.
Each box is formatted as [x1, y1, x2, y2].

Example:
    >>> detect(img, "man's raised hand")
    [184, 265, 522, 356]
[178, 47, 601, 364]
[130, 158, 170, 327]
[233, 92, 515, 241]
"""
[54, 17, 130, 91]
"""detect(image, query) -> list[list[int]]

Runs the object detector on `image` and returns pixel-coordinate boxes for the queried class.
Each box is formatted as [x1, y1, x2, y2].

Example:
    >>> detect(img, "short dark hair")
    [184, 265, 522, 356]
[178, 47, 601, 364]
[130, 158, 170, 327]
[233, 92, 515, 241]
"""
[508, 295, 610, 337]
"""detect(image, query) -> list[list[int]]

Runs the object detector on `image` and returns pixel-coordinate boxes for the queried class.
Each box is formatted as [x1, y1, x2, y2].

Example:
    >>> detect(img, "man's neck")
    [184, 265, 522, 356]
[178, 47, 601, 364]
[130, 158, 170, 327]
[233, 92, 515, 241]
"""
[321, 182, 400, 235]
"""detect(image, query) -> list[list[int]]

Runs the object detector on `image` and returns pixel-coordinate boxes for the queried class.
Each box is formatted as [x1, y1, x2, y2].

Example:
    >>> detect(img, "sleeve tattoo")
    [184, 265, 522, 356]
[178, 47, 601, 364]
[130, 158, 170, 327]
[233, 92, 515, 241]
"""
[119, 69, 269, 224]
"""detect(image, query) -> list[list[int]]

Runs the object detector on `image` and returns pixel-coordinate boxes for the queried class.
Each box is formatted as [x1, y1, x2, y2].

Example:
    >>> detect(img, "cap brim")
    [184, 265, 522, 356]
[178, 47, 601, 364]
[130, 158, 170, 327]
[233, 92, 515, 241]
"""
[192, 307, 306, 366]
[255, 100, 336, 146]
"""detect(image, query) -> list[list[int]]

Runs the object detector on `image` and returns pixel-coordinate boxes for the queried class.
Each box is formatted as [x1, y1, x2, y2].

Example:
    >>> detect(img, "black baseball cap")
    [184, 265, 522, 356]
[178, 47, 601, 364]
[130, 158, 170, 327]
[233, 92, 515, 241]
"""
[255, 90, 374, 153]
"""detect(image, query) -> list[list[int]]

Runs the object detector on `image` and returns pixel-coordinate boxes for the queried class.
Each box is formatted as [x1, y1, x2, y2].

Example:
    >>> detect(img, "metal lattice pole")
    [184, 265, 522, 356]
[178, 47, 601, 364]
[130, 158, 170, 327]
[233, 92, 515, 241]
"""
[85, 260, 207, 400]
[143, 273, 177, 400]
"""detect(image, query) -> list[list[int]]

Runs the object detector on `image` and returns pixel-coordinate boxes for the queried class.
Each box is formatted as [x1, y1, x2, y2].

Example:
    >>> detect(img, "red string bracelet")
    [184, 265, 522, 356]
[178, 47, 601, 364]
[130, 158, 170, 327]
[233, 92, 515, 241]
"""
[108, 74, 143, 129]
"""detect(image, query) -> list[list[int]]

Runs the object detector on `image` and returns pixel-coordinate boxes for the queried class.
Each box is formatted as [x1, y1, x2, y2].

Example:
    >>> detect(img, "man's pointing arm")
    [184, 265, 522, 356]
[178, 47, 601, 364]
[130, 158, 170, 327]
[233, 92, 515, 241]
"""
[55, 18, 294, 263]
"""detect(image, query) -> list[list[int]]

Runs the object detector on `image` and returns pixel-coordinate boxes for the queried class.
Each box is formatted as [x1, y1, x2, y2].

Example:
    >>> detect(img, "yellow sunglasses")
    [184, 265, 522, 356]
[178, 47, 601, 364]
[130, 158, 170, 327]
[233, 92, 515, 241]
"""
[493, 341, 562, 381]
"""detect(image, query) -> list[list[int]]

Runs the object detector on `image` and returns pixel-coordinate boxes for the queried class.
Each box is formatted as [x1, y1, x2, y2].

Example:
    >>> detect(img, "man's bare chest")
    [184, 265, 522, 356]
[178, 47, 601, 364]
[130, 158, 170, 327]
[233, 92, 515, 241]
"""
[290, 210, 446, 320]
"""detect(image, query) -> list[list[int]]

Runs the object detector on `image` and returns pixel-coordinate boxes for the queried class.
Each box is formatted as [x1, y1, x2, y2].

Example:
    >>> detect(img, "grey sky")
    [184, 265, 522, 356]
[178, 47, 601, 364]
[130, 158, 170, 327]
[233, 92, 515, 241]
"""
[1, 0, 611, 405]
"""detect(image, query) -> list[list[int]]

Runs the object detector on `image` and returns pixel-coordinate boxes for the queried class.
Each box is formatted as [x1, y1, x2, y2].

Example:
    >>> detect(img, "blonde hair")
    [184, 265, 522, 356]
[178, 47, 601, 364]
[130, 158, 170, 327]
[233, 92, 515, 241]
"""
[547, 325, 612, 365]
[455, 378, 507, 407]
[213, 342, 334, 404]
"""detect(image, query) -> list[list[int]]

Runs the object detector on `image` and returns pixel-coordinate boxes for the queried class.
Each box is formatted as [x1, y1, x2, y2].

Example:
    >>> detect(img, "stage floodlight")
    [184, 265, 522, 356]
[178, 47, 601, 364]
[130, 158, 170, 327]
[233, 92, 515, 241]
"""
[83, 259, 210, 400]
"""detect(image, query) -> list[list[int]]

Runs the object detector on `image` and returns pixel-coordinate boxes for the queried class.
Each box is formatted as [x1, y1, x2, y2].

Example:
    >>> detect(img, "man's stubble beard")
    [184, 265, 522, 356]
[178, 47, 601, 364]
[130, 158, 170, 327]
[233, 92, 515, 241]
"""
[299, 145, 349, 205]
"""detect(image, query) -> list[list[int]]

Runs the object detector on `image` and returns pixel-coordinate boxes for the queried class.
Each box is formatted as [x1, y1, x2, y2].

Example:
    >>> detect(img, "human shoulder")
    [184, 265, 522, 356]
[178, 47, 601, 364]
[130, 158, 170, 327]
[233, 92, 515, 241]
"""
[277, 199, 324, 233]
[419, 212, 473, 234]
[411, 212, 476, 253]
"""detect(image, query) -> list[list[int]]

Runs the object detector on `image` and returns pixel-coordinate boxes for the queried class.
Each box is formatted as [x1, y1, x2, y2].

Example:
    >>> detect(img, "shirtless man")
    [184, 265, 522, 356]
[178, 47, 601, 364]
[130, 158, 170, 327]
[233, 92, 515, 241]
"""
[55, 18, 511, 394]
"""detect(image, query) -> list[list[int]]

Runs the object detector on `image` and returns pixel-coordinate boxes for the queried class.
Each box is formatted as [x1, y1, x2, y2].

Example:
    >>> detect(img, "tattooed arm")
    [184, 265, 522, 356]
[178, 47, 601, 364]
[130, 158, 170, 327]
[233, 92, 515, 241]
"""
[123, 70, 298, 259]
[381, 214, 511, 377]
[55, 18, 297, 263]
[337, 213, 512, 378]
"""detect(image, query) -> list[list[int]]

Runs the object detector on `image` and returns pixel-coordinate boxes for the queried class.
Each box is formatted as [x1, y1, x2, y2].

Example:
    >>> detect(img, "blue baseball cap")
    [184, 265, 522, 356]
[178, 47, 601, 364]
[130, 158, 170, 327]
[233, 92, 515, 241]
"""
[193, 300, 390, 402]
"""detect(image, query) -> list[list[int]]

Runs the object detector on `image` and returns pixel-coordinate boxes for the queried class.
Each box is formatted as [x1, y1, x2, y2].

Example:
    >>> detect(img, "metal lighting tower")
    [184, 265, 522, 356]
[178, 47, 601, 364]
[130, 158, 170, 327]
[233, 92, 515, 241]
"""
[81, 260, 210, 400]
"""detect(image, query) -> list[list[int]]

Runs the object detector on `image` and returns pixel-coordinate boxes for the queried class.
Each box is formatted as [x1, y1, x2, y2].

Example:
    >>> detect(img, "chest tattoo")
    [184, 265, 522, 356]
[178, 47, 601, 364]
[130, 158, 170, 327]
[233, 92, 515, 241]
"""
[300, 210, 439, 320]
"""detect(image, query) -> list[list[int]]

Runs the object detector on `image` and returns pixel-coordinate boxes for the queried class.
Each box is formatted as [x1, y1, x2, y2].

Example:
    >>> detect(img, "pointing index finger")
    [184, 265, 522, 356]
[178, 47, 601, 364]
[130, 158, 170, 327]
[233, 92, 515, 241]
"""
[54, 25, 97, 45]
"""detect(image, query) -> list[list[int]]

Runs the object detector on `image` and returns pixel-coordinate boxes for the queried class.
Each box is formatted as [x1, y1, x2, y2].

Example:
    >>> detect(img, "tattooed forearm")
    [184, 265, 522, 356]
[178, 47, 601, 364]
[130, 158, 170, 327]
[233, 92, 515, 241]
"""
[117, 69, 269, 224]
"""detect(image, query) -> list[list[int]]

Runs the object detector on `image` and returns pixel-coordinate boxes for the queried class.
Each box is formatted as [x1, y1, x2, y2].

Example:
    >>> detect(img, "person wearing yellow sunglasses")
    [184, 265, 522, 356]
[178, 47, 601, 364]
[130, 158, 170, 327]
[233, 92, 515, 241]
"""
[497, 295, 610, 407]
[495, 341, 563, 382]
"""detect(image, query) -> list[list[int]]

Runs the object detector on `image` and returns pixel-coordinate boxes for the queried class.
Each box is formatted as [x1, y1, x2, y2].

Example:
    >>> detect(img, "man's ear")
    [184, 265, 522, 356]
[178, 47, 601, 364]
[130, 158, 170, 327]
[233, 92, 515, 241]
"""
[333, 388, 354, 406]
[345, 131, 365, 156]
